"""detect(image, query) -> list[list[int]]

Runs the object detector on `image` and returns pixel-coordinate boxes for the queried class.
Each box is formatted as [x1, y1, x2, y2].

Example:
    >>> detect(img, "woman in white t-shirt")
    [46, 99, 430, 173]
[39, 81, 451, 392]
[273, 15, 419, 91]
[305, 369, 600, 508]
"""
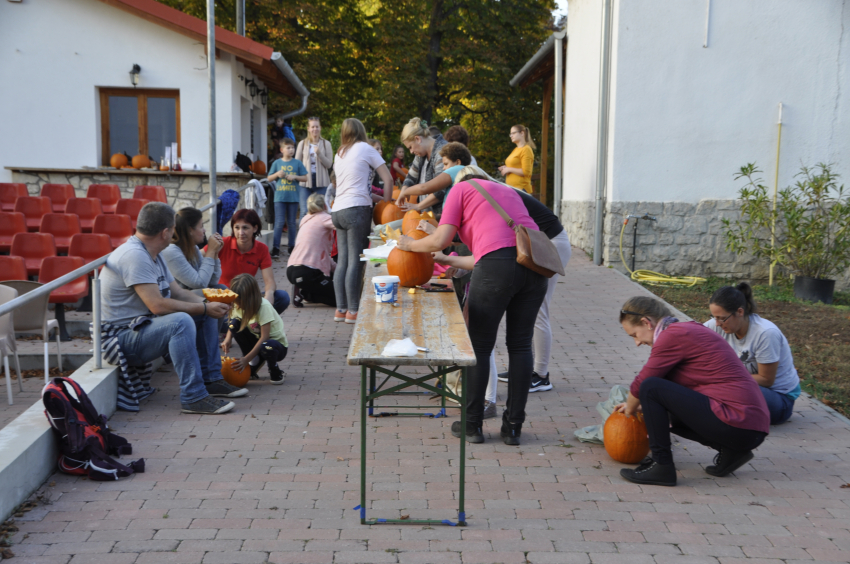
[331, 118, 393, 324]
[704, 282, 801, 425]
[295, 117, 333, 218]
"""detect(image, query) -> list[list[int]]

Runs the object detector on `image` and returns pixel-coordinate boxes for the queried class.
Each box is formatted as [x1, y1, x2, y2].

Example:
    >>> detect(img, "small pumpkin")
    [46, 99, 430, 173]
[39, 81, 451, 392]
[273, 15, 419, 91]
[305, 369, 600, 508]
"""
[387, 247, 434, 287]
[221, 356, 251, 387]
[392, 188, 402, 200]
[110, 152, 130, 168]
[373, 201, 388, 225]
[603, 411, 650, 464]
[380, 202, 405, 225]
[203, 288, 239, 304]
[402, 210, 438, 235]
[132, 154, 151, 169]
[251, 160, 267, 175]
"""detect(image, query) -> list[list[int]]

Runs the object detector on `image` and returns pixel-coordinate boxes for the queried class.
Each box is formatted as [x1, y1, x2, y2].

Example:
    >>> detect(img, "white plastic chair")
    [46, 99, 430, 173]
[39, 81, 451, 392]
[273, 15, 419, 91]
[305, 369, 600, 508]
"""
[0, 285, 24, 405]
[0, 281, 61, 385]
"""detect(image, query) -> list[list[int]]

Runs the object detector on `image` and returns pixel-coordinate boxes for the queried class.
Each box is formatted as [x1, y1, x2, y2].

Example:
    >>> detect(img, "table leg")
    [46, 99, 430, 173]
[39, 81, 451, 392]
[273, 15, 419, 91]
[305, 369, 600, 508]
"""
[368, 366, 376, 417]
[360, 365, 367, 524]
[440, 366, 446, 418]
[458, 366, 467, 526]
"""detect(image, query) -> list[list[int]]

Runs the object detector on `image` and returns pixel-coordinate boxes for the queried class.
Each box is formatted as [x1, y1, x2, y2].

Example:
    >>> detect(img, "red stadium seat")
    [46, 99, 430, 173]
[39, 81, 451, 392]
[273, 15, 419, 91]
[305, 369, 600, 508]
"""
[93, 214, 134, 250]
[0, 183, 28, 213]
[39, 256, 89, 342]
[10, 232, 56, 277]
[133, 185, 167, 203]
[0, 256, 28, 282]
[67, 233, 112, 312]
[116, 198, 148, 230]
[0, 212, 27, 253]
[65, 197, 103, 233]
[40, 184, 76, 213]
[86, 184, 121, 214]
[39, 214, 82, 254]
[14, 196, 52, 232]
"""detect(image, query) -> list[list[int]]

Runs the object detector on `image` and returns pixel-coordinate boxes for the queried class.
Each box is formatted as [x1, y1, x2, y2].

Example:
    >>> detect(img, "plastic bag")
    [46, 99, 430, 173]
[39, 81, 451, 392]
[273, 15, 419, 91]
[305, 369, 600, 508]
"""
[363, 240, 397, 260]
[573, 384, 630, 444]
[381, 338, 419, 357]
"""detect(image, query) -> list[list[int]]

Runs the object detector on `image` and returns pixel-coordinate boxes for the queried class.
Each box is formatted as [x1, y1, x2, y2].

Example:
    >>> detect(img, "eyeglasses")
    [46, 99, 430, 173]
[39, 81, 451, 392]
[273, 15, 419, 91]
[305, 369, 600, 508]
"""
[714, 312, 734, 325]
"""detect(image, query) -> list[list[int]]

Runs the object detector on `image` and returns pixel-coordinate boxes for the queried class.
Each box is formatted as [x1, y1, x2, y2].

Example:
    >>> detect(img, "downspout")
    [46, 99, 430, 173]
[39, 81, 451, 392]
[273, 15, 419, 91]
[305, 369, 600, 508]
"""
[269, 52, 310, 122]
[236, 0, 245, 36]
[553, 30, 566, 219]
[593, 0, 614, 266]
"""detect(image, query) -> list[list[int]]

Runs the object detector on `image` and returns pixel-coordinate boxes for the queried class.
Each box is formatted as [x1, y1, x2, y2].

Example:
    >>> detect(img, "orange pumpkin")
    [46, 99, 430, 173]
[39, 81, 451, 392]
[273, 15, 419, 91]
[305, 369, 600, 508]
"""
[380, 203, 405, 225]
[373, 201, 388, 225]
[203, 288, 239, 304]
[392, 188, 402, 200]
[132, 154, 151, 169]
[603, 411, 650, 463]
[221, 356, 251, 387]
[251, 160, 266, 175]
[387, 247, 434, 287]
[402, 210, 438, 235]
[110, 153, 129, 168]
[407, 228, 429, 240]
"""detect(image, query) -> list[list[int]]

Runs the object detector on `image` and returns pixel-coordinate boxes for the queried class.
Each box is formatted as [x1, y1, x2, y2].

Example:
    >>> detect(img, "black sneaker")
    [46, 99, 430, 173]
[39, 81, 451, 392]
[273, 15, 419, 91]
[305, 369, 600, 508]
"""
[269, 364, 285, 385]
[250, 359, 266, 380]
[529, 372, 553, 393]
[181, 396, 235, 414]
[500, 418, 522, 446]
[620, 457, 677, 486]
[705, 449, 754, 477]
[482, 401, 497, 420]
[292, 284, 304, 308]
[450, 421, 484, 443]
[497, 371, 508, 383]
[271, 247, 280, 259]
[205, 380, 248, 398]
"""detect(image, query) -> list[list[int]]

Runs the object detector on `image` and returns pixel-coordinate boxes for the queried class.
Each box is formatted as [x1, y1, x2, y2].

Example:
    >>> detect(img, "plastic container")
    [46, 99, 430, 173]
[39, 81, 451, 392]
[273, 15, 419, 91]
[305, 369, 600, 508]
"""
[373, 275, 399, 303]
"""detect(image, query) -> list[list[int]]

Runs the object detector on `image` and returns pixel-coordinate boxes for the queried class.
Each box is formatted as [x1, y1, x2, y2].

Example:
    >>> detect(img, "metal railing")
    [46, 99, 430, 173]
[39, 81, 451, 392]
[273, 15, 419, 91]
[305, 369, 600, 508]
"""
[0, 182, 258, 370]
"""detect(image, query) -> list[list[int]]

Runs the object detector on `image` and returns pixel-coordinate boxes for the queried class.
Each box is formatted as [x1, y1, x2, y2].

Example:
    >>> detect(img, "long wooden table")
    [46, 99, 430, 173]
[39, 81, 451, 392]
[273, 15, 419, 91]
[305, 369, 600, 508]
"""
[347, 262, 475, 526]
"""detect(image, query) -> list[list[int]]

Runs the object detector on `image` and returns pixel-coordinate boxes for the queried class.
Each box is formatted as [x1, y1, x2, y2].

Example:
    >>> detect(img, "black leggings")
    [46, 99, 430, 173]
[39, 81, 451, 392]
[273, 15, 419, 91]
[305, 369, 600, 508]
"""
[639, 378, 767, 465]
[287, 265, 336, 307]
[465, 247, 547, 425]
[227, 318, 288, 366]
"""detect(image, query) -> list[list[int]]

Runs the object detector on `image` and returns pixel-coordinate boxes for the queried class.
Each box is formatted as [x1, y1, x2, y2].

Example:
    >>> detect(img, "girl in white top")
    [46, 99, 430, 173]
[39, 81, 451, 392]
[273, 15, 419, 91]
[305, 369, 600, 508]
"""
[330, 118, 393, 324]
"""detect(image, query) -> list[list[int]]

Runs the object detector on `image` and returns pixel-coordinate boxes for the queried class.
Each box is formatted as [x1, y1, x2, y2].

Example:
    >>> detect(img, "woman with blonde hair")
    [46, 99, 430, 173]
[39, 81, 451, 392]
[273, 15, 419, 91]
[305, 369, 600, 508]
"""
[332, 118, 393, 324]
[287, 193, 336, 308]
[498, 124, 535, 193]
[295, 117, 333, 218]
[400, 117, 448, 213]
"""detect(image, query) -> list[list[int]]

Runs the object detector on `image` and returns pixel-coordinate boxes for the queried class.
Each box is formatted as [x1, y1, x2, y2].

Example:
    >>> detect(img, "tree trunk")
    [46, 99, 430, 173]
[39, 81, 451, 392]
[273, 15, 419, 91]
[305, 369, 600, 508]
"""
[421, 0, 446, 123]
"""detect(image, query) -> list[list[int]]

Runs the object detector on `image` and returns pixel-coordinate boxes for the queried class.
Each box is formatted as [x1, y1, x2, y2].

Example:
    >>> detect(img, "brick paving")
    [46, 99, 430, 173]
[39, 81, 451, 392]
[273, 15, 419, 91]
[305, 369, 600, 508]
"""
[6, 248, 850, 563]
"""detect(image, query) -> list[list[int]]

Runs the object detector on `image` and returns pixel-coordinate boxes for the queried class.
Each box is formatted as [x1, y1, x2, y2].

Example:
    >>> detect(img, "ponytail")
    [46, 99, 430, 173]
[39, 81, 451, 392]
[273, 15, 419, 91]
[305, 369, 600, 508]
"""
[619, 296, 672, 326]
[512, 124, 537, 151]
[710, 283, 757, 316]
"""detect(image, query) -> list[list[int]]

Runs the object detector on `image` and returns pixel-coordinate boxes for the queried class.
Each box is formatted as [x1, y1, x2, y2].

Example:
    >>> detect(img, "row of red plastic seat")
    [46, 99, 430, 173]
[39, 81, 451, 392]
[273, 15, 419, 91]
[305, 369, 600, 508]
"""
[1, 231, 124, 277]
[0, 183, 167, 214]
[0, 254, 90, 309]
[0, 198, 147, 234]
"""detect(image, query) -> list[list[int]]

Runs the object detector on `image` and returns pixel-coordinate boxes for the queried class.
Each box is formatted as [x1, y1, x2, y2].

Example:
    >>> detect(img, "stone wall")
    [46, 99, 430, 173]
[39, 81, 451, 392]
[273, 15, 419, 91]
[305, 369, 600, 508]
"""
[561, 199, 850, 290]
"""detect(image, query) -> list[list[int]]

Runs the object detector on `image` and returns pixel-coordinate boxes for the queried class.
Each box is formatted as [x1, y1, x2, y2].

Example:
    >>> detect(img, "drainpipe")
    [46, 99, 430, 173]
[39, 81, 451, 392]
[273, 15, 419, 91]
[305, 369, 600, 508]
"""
[593, 0, 614, 266]
[553, 30, 566, 219]
[269, 52, 310, 122]
[207, 0, 217, 234]
[236, 0, 245, 36]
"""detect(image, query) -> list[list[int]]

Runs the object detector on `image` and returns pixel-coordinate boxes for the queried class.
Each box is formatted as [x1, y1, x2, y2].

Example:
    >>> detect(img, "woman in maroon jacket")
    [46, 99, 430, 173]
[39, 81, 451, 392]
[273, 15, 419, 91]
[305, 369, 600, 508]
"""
[615, 296, 770, 487]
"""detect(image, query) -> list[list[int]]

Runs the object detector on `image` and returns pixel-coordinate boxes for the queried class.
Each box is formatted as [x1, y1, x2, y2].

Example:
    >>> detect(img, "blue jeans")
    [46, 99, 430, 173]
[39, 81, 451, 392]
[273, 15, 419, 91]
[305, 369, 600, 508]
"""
[272, 290, 290, 315]
[760, 386, 795, 425]
[273, 201, 299, 250]
[298, 178, 327, 218]
[331, 205, 372, 312]
[118, 313, 222, 406]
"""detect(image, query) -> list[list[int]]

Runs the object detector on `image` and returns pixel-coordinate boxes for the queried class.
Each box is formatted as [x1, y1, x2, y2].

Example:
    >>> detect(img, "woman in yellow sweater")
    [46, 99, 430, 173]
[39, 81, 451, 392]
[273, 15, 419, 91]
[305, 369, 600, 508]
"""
[498, 124, 535, 193]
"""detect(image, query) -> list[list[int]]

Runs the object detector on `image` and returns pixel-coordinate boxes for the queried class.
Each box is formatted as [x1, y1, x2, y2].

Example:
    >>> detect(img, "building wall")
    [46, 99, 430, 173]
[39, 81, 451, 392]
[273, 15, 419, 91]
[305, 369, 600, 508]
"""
[0, 0, 266, 181]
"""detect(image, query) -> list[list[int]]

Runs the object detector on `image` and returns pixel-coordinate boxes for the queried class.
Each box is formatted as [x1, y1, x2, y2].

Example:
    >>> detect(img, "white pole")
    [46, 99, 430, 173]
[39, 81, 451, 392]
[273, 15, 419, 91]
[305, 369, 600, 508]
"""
[703, 0, 711, 48]
[93, 270, 102, 370]
[593, 0, 614, 266]
[207, 0, 217, 235]
[769, 102, 783, 286]
[553, 31, 565, 219]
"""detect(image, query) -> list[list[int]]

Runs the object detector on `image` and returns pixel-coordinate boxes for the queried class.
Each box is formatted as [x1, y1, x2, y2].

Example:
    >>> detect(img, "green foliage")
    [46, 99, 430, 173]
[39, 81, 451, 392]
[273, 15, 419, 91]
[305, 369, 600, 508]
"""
[723, 163, 850, 280]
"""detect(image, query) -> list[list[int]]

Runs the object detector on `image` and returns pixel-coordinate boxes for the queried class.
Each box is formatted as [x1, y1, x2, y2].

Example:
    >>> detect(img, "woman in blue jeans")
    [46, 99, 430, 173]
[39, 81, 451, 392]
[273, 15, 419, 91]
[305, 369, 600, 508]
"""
[295, 117, 333, 218]
[704, 283, 800, 424]
[330, 118, 393, 324]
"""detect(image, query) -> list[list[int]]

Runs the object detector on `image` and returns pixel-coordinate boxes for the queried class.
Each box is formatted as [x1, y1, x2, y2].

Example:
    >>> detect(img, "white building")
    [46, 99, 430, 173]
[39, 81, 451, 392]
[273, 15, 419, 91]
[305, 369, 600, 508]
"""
[519, 0, 850, 284]
[0, 0, 308, 204]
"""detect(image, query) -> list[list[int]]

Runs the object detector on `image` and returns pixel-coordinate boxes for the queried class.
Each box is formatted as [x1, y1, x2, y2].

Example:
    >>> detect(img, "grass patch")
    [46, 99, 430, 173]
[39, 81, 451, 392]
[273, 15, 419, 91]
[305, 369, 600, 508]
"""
[642, 278, 850, 417]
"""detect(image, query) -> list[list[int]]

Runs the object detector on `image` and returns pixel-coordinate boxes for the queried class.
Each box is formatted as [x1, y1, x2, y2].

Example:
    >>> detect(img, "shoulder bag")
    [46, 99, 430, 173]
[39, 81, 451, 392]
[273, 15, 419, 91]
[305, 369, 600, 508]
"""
[467, 180, 565, 278]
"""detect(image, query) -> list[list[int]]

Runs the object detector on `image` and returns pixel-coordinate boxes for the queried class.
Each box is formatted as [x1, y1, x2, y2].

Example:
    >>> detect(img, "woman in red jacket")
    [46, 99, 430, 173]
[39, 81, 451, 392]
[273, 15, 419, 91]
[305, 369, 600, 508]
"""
[615, 296, 769, 487]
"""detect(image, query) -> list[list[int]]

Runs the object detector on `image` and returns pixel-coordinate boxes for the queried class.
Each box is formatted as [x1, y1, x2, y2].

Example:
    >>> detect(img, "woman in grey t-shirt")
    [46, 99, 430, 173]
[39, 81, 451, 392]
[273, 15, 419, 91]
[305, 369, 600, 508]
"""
[161, 208, 223, 292]
[704, 283, 800, 425]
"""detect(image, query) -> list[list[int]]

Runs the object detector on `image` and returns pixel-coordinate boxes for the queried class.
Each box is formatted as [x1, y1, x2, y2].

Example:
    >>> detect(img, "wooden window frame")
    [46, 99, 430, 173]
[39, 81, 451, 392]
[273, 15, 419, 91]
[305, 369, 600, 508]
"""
[99, 88, 181, 165]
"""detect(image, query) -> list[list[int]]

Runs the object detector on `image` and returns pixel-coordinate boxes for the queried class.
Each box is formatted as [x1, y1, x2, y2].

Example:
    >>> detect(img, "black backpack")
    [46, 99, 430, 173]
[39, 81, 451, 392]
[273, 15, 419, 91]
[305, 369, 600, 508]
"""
[43, 377, 145, 481]
[235, 152, 253, 173]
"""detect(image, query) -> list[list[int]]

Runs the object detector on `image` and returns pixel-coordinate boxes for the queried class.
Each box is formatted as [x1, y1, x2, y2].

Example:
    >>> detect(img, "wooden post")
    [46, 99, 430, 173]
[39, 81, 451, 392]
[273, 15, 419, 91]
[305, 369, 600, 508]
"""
[540, 76, 553, 206]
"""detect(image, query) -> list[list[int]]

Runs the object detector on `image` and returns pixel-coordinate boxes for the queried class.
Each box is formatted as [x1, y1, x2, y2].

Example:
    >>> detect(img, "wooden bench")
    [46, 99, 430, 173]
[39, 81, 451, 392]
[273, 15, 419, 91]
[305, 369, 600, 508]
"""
[347, 262, 475, 526]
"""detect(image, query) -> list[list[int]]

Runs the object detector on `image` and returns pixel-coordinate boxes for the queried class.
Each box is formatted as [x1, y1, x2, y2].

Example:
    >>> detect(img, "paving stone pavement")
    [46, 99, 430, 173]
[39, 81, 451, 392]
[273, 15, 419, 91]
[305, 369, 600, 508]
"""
[6, 248, 850, 564]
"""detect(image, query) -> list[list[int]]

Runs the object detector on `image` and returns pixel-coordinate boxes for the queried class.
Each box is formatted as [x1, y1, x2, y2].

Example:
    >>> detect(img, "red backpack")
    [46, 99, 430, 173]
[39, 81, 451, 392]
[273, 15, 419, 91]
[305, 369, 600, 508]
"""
[43, 377, 145, 481]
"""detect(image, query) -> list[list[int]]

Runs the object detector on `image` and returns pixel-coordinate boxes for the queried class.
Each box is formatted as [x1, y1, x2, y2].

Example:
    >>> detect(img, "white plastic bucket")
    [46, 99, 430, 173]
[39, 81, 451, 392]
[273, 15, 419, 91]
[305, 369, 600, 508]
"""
[373, 275, 399, 303]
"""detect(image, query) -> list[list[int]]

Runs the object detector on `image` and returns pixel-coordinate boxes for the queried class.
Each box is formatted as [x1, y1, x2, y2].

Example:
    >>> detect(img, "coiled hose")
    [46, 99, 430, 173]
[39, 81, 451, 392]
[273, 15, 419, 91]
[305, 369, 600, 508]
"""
[619, 217, 706, 287]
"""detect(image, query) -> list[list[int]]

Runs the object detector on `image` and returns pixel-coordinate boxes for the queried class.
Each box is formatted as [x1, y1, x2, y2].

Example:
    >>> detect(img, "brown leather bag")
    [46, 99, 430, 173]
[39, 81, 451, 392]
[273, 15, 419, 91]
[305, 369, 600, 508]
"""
[467, 180, 565, 278]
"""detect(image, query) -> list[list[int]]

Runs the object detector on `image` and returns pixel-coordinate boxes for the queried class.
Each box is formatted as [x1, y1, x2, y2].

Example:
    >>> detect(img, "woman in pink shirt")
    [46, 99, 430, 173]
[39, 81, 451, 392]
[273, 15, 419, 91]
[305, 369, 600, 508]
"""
[286, 193, 336, 308]
[615, 296, 770, 487]
[397, 176, 547, 446]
